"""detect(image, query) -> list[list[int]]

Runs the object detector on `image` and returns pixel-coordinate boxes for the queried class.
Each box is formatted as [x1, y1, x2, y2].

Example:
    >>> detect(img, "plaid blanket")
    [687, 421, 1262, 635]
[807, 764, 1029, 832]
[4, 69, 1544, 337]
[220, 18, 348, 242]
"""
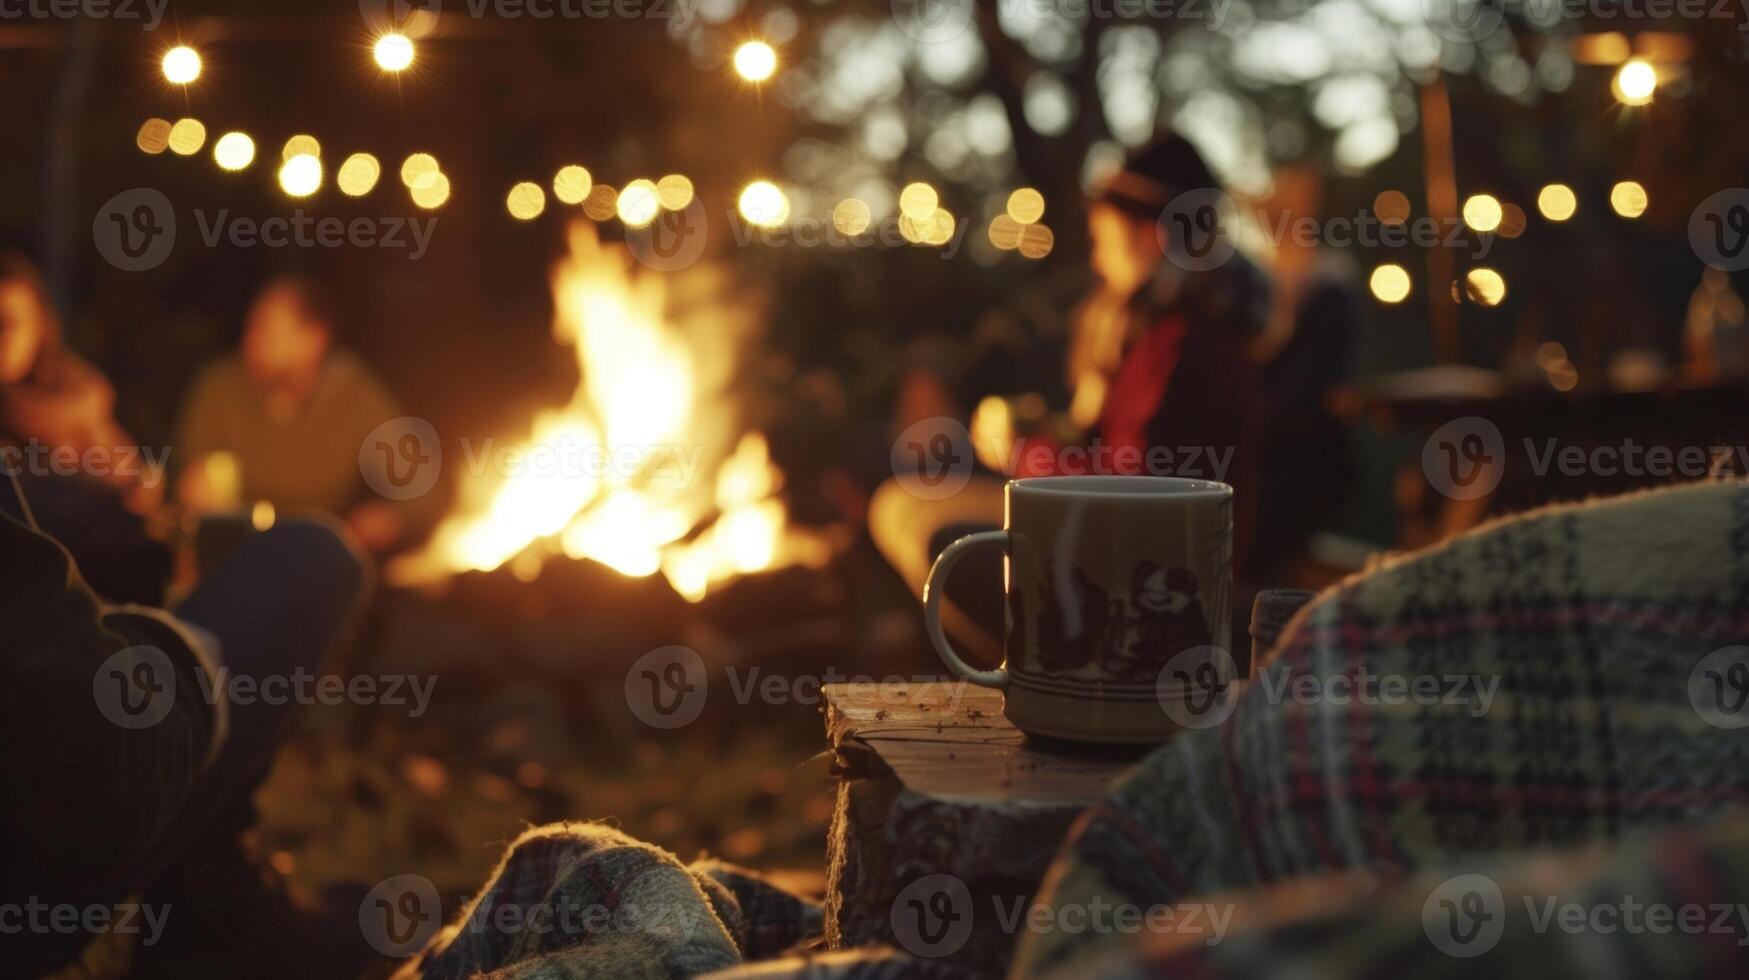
[1013, 479, 1749, 975]
[392, 823, 824, 980]
[1033, 805, 1749, 978]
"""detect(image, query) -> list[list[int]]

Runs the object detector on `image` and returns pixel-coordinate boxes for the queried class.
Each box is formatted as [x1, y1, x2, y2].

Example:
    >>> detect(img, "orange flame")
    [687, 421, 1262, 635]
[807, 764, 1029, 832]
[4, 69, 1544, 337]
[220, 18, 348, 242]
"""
[393, 222, 828, 599]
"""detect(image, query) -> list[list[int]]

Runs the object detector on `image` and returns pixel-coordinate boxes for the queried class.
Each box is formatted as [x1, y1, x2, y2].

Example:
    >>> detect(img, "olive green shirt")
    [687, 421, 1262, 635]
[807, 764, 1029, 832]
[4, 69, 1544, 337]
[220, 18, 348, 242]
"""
[176, 350, 401, 514]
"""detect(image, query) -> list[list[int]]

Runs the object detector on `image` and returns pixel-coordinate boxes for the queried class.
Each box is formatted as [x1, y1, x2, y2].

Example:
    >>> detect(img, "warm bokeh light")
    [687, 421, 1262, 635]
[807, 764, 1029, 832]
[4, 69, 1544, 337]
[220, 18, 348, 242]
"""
[617, 178, 661, 227]
[1006, 188, 1045, 225]
[1610, 180, 1648, 218]
[1461, 194, 1502, 233]
[283, 135, 321, 161]
[656, 175, 694, 210]
[553, 165, 592, 205]
[410, 171, 450, 209]
[162, 46, 201, 84]
[1370, 263, 1411, 304]
[400, 153, 439, 187]
[278, 153, 322, 197]
[1537, 183, 1577, 221]
[507, 181, 547, 220]
[582, 183, 618, 221]
[338, 153, 382, 196]
[899, 182, 938, 221]
[738, 180, 788, 228]
[832, 198, 871, 237]
[212, 132, 255, 171]
[920, 209, 955, 246]
[136, 118, 171, 155]
[1017, 222, 1054, 259]
[168, 118, 206, 156]
[1612, 58, 1656, 106]
[1463, 268, 1507, 307]
[374, 33, 415, 72]
[733, 41, 777, 82]
[1497, 203, 1526, 239]
[1373, 190, 1411, 225]
[988, 214, 1022, 250]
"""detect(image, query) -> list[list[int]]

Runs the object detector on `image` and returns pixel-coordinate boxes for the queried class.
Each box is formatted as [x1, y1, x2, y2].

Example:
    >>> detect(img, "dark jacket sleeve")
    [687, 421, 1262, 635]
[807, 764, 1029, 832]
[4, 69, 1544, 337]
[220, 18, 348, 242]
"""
[0, 475, 221, 974]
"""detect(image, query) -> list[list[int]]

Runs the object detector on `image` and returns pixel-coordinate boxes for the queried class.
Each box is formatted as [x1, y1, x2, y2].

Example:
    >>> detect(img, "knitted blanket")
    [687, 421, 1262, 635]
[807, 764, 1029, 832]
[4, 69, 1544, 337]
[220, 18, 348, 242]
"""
[1012, 479, 1749, 975]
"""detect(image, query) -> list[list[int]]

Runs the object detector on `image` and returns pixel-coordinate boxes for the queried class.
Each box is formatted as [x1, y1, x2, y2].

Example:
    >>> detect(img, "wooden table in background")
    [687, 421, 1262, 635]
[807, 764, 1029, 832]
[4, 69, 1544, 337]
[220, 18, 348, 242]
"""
[822, 682, 1136, 975]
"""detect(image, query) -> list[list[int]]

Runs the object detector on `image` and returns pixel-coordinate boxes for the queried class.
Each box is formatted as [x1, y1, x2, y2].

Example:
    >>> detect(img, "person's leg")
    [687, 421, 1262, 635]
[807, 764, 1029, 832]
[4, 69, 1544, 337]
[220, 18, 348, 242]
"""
[132, 517, 374, 978]
[172, 515, 372, 817]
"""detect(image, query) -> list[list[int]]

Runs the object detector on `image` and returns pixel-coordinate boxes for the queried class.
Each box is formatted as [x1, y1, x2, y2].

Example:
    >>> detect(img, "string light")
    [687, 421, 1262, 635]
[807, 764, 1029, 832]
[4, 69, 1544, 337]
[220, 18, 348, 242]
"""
[1017, 223, 1053, 259]
[410, 172, 450, 209]
[553, 165, 592, 205]
[1370, 264, 1411, 304]
[582, 184, 618, 221]
[1612, 59, 1656, 106]
[136, 118, 172, 155]
[656, 175, 694, 210]
[507, 182, 546, 220]
[212, 132, 255, 171]
[1462, 268, 1507, 307]
[1537, 183, 1577, 222]
[338, 153, 382, 196]
[374, 33, 415, 72]
[1461, 194, 1502, 233]
[400, 153, 439, 187]
[168, 118, 206, 156]
[162, 45, 201, 84]
[733, 41, 777, 82]
[988, 214, 1022, 250]
[832, 198, 871, 236]
[1610, 180, 1648, 218]
[738, 180, 788, 228]
[1373, 190, 1410, 225]
[898, 182, 938, 221]
[618, 179, 661, 227]
[1005, 188, 1045, 225]
[282, 135, 321, 161]
[278, 153, 322, 197]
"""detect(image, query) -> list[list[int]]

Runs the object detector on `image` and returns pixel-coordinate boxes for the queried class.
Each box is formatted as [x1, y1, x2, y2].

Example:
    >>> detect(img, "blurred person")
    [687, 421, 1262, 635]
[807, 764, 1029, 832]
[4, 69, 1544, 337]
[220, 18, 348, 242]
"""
[0, 252, 171, 604]
[871, 133, 1270, 657]
[1245, 163, 1359, 583]
[0, 467, 376, 977]
[177, 275, 413, 553]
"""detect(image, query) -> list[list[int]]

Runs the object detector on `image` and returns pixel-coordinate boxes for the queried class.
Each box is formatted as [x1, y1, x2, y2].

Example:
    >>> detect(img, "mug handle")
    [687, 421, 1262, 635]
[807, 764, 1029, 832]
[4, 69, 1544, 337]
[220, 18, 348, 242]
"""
[923, 530, 1010, 689]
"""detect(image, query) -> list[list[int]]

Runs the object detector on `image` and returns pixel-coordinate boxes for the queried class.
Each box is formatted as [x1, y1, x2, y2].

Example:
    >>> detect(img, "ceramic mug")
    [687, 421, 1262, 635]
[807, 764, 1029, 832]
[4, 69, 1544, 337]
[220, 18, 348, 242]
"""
[923, 476, 1238, 743]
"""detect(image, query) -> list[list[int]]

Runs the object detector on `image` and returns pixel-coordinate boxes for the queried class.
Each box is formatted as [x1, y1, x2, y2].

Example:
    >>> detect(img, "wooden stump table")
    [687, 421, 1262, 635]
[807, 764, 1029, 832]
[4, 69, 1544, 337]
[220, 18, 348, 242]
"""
[821, 681, 1138, 975]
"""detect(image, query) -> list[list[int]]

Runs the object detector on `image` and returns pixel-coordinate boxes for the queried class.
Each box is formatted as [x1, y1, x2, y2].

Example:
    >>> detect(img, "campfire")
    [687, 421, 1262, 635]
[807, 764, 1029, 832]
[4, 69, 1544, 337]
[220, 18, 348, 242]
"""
[392, 221, 832, 601]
